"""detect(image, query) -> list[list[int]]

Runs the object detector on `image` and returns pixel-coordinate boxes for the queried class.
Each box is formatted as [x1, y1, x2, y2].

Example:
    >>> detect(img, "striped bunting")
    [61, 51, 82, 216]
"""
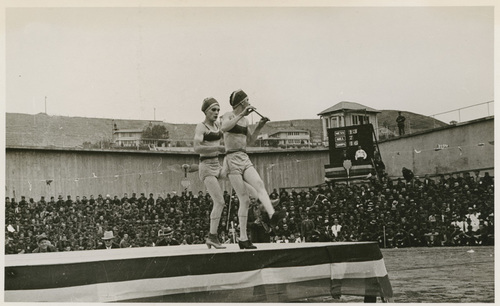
[5, 242, 393, 302]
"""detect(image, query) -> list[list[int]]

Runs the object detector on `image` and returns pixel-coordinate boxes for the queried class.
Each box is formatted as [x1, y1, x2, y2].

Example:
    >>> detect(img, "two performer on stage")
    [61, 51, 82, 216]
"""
[194, 90, 283, 250]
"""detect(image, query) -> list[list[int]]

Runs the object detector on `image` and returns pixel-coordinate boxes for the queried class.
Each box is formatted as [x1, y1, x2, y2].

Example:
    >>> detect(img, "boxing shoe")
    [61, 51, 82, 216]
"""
[206, 234, 226, 249]
[238, 240, 257, 249]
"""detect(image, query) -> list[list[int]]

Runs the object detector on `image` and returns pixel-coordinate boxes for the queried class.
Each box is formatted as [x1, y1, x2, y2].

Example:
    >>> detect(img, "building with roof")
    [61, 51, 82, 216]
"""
[317, 101, 381, 144]
[257, 129, 311, 147]
[113, 128, 143, 147]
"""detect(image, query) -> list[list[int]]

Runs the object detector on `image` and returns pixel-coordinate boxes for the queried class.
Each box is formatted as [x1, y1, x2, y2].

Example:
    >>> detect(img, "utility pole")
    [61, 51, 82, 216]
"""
[45, 96, 47, 114]
[111, 119, 115, 146]
[154, 108, 156, 121]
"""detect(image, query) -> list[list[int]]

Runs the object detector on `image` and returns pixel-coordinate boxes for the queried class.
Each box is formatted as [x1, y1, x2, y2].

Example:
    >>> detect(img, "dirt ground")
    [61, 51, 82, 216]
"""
[306, 245, 494, 303]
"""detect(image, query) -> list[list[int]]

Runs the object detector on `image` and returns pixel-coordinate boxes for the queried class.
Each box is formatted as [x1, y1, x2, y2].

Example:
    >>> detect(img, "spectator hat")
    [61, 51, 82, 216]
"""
[37, 234, 49, 243]
[102, 231, 114, 240]
[201, 97, 219, 113]
[159, 227, 173, 237]
[229, 89, 248, 107]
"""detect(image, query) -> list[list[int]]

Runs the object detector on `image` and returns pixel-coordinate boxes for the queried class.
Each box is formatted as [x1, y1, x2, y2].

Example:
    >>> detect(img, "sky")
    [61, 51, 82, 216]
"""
[3, 1, 497, 124]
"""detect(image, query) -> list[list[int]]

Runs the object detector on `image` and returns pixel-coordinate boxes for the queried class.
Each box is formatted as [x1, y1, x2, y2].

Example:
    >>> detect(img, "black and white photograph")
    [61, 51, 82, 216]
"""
[2, 0, 496, 303]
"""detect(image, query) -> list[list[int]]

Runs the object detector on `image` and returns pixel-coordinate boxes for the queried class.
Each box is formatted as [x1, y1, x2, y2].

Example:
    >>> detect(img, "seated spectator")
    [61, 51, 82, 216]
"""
[449, 224, 465, 246]
[394, 226, 408, 248]
[463, 224, 479, 246]
[408, 225, 423, 247]
[97, 231, 120, 250]
[155, 227, 180, 246]
[424, 227, 440, 247]
[383, 226, 395, 248]
[120, 233, 131, 248]
[289, 233, 301, 243]
[276, 235, 289, 243]
[354, 146, 368, 164]
[300, 213, 315, 242]
[478, 219, 494, 245]
[5, 238, 17, 254]
[437, 225, 451, 246]
[4, 171, 495, 253]
[32, 234, 57, 253]
[330, 218, 342, 241]
[465, 207, 481, 231]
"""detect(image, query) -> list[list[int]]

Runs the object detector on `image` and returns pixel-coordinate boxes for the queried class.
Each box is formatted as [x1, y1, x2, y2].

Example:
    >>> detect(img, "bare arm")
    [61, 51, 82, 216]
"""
[193, 123, 224, 155]
[221, 112, 243, 132]
[220, 106, 255, 132]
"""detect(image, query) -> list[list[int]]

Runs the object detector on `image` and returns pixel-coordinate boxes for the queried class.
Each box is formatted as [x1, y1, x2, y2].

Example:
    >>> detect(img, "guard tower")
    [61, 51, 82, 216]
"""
[318, 101, 380, 145]
[318, 102, 383, 184]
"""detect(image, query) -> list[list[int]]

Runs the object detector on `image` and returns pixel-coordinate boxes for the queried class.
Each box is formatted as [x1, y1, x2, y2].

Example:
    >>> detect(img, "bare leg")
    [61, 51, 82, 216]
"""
[243, 167, 275, 218]
[244, 182, 259, 199]
[204, 176, 225, 235]
[228, 173, 251, 241]
[244, 181, 280, 208]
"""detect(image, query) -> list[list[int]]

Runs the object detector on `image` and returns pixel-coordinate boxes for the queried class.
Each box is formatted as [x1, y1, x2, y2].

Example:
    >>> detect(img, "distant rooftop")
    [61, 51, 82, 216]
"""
[318, 101, 381, 116]
[268, 129, 309, 136]
[114, 129, 143, 133]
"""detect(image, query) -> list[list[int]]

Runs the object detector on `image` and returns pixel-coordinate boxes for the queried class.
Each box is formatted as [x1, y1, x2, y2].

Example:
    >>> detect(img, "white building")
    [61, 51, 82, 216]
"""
[112, 129, 143, 147]
[317, 101, 380, 144]
[258, 129, 311, 147]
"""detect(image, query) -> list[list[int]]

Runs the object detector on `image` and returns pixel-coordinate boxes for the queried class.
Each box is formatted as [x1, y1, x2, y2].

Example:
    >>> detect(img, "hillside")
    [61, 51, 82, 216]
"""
[5, 113, 196, 148]
[377, 110, 448, 140]
[5, 110, 446, 148]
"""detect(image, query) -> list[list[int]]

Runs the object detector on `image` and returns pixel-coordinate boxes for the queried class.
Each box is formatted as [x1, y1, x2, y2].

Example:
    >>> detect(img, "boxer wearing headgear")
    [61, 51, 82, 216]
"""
[220, 89, 284, 249]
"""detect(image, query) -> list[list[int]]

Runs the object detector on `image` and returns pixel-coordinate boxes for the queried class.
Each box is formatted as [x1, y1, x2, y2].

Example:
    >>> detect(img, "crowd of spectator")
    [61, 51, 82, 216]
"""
[4, 170, 494, 254]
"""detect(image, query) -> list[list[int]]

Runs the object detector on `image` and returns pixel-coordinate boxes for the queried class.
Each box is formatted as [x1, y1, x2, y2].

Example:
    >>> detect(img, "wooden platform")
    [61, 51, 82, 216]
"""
[5, 242, 393, 302]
